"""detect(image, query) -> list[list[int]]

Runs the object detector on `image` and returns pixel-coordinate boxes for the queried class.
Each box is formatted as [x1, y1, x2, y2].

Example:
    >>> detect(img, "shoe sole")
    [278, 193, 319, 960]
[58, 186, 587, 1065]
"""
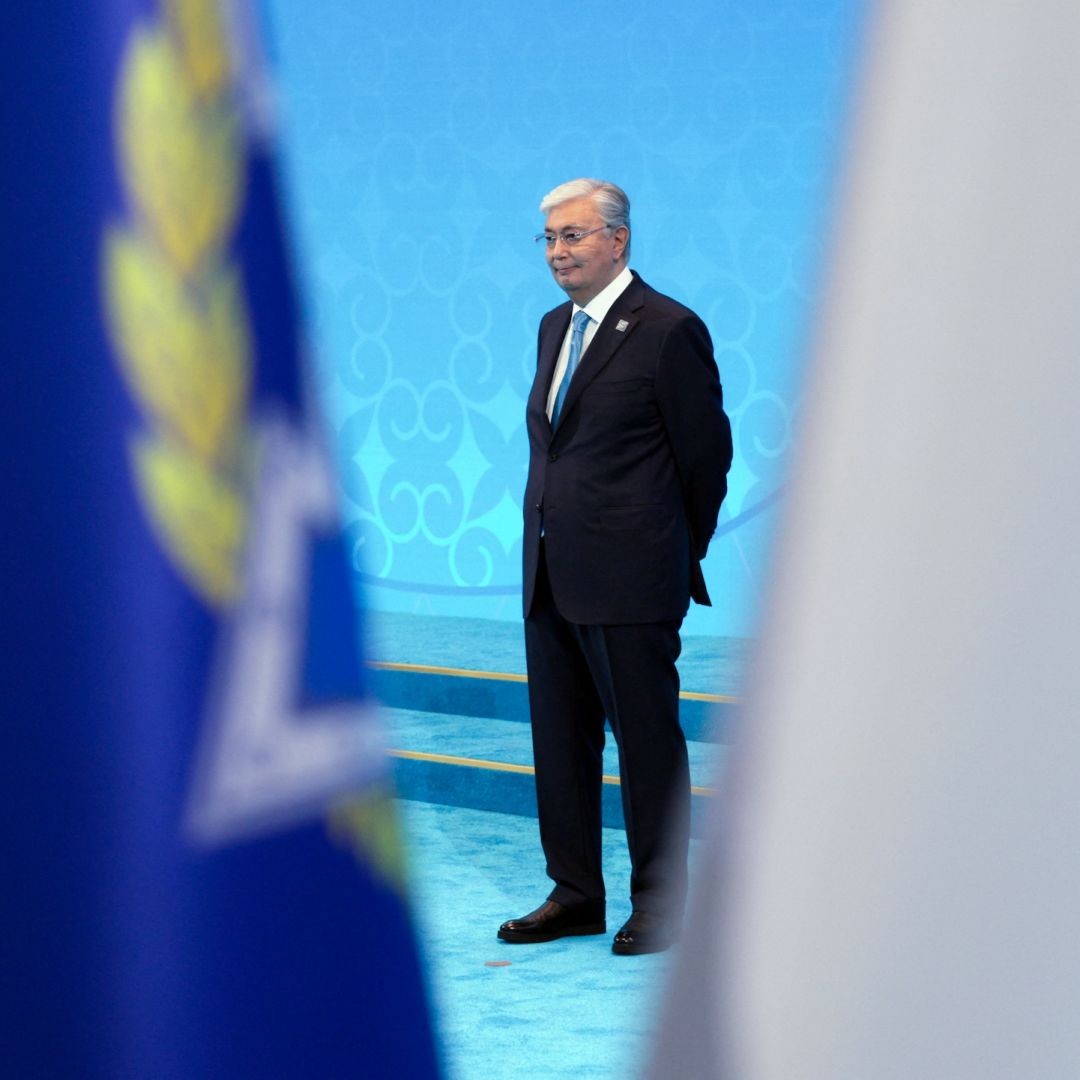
[497, 922, 606, 944]
[611, 938, 672, 956]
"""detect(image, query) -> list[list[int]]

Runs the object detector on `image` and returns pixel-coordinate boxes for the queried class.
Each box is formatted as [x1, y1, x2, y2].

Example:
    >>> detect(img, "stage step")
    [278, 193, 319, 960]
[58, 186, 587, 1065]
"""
[364, 615, 745, 836]
[369, 661, 739, 744]
[383, 705, 727, 836]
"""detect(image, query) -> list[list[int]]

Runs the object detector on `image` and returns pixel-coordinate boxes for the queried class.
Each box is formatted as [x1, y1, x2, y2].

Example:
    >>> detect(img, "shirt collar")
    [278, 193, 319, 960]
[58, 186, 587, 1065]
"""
[574, 265, 634, 327]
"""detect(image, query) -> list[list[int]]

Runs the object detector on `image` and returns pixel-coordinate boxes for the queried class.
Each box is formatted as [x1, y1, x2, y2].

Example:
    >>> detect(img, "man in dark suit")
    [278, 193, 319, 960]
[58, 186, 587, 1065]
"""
[498, 179, 733, 955]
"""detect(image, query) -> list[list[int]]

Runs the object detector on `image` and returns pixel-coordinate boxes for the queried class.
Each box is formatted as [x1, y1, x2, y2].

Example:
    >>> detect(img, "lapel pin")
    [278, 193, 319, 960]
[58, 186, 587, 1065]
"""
[616, 319, 629, 332]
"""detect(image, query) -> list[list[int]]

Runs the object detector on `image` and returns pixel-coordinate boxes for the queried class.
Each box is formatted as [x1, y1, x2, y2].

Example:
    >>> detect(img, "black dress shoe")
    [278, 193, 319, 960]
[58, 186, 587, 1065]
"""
[611, 910, 675, 955]
[497, 899, 606, 943]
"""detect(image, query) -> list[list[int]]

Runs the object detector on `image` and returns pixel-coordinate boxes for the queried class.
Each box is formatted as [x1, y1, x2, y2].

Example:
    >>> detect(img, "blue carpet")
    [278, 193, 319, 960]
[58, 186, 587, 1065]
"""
[399, 799, 689, 1080]
[370, 612, 742, 1077]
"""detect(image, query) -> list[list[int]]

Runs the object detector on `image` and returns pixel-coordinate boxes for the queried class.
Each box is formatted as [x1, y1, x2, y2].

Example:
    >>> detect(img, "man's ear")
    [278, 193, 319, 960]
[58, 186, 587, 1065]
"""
[613, 225, 630, 260]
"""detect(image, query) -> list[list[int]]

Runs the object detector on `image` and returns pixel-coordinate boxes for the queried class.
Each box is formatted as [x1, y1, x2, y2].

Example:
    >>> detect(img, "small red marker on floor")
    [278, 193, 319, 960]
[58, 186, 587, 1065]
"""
[484, 960, 512, 967]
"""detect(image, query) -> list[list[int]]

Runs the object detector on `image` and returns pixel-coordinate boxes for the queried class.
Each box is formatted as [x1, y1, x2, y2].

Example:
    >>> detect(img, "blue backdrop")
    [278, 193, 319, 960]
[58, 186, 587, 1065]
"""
[260, 0, 865, 638]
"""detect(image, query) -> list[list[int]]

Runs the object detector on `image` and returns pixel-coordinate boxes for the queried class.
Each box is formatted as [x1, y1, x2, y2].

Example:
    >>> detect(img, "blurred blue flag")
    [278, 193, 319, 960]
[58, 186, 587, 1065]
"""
[0, 3, 440, 1077]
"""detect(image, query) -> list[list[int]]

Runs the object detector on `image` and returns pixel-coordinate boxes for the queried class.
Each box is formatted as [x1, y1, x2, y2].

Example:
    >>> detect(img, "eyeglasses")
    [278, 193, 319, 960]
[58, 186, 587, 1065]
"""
[533, 225, 613, 247]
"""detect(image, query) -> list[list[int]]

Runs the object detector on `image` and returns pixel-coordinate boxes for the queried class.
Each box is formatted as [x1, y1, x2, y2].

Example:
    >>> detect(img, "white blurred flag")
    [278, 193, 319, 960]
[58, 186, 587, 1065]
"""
[648, 2, 1080, 1078]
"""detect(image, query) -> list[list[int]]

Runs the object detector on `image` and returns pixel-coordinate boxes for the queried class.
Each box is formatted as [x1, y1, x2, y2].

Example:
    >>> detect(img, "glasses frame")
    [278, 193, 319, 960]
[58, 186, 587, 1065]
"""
[533, 224, 614, 248]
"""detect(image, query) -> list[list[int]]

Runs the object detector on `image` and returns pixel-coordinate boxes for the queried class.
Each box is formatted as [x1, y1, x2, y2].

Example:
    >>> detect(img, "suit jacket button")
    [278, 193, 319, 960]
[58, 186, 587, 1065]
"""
[534, 502, 542, 512]
[548, 452, 558, 462]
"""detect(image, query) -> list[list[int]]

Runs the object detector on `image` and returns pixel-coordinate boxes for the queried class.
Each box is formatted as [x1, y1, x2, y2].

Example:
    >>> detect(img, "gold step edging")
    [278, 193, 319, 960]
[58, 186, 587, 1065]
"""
[370, 660, 740, 706]
[387, 747, 716, 798]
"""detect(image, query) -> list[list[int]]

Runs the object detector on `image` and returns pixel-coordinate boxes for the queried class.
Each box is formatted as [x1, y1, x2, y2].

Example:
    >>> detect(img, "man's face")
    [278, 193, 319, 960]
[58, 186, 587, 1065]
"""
[543, 195, 628, 305]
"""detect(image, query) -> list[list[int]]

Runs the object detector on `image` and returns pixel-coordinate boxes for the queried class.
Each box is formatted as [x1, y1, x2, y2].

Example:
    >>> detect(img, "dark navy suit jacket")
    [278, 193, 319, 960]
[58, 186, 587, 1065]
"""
[523, 271, 733, 625]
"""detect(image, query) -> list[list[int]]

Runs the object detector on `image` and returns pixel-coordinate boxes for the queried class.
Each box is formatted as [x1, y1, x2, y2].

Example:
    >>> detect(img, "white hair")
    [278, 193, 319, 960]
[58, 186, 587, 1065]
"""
[539, 178, 631, 255]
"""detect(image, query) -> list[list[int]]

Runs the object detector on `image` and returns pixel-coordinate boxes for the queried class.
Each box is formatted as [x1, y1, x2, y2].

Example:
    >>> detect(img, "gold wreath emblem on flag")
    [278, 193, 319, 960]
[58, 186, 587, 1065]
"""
[103, 0, 252, 607]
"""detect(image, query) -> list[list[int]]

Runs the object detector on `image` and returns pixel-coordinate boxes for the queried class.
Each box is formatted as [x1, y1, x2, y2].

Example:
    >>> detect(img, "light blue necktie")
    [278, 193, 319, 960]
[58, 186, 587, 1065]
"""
[551, 310, 590, 426]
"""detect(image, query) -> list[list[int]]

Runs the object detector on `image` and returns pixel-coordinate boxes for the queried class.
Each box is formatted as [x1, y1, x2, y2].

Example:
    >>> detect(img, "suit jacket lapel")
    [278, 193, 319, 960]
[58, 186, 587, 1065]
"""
[552, 274, 646, 433]
[530, 304, 571, 436]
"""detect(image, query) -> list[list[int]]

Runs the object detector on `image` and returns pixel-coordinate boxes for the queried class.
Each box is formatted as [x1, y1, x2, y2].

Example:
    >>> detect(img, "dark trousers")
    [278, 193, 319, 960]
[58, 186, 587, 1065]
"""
[523, 541, 690, 917]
